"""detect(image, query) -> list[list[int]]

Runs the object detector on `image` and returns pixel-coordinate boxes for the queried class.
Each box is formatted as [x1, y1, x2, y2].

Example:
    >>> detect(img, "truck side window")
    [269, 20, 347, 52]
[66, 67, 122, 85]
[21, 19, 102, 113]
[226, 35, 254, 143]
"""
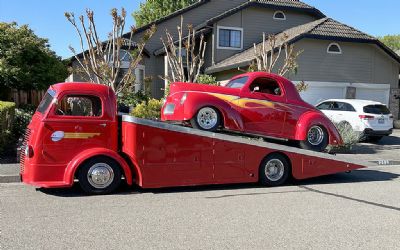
[56, 95, 102, 117]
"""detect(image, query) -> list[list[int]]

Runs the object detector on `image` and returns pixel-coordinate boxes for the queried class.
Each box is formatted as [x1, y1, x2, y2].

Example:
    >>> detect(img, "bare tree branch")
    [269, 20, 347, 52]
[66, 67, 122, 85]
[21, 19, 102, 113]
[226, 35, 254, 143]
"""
[65, 8, 155, 95]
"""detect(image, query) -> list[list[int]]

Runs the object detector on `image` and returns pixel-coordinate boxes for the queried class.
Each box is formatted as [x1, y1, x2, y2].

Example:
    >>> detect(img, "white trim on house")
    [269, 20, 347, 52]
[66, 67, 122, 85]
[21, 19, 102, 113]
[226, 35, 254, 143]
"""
[273, 11, 286, 20]
[327, 43, 342, 54]
[216, 26, 244, 50]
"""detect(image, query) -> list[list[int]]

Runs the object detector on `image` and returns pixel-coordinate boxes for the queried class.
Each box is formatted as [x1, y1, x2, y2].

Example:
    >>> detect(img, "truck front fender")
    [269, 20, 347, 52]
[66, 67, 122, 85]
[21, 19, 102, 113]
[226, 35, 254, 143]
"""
[64, 148, 134, 186]
[295, 112, 342, 145]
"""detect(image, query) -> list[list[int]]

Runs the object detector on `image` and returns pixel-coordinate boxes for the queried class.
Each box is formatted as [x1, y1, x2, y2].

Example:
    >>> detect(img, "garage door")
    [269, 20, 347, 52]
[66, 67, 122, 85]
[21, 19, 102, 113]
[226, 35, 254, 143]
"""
[300, 86, 345, 105]
[355, 88, 390, 105]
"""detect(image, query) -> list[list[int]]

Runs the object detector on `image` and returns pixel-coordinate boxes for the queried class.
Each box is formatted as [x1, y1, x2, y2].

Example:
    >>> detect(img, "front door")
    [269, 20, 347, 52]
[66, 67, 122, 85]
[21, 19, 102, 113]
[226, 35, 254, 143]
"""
[239, 77, 287, 137]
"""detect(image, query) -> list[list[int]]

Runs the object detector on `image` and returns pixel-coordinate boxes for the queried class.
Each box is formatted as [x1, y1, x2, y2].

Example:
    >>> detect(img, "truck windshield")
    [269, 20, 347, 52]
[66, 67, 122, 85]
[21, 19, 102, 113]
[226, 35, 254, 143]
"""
[36, 90, 55, 114]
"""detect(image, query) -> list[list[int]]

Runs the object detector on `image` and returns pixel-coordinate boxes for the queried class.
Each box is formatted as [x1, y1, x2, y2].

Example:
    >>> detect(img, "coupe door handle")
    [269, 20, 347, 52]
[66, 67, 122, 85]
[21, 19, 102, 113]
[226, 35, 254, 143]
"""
[99, 123, 107, 127]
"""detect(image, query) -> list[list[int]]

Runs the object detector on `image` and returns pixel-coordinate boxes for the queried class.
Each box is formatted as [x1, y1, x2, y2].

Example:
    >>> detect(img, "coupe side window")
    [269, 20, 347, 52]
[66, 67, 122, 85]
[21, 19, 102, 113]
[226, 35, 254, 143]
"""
[55, 95, 102, 117]
[226, 76, 249, 88]
[249, 78, 282, 96]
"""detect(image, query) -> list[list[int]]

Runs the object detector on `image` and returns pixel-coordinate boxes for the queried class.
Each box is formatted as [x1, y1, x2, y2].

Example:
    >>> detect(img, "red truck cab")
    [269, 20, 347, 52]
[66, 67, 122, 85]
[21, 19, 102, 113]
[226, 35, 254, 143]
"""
[21, 83, 132, 194]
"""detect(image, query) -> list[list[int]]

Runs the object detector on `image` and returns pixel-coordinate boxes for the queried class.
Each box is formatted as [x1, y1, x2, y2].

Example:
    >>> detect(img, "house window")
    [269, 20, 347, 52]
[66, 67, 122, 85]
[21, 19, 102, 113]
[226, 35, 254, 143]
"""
[327, 43, 342, 54]
[273, 11, 286, 20]
[134, 65, 145, 93]
[217, 26, 243, 50]
[119, 50, 132, 68]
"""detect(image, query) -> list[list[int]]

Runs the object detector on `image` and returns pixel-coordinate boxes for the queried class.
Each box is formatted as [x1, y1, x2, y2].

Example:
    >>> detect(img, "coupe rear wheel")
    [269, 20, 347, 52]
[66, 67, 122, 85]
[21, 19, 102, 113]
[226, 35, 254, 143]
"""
[259, 153, 291, 187]
[299, 125, 328, 152]
[78, 156, 122, 195]
[190, 106, 221, 132]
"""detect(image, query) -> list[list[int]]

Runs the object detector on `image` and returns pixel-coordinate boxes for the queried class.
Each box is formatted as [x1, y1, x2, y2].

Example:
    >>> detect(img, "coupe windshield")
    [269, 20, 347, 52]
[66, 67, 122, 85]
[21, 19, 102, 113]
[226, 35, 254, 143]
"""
[36, 90, 55, 114]
[226, 76, 248, 88]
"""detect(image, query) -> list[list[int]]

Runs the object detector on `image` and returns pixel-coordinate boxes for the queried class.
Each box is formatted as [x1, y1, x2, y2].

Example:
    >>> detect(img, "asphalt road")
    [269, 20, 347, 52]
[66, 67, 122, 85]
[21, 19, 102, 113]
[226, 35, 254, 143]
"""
[1, 164, 400, 250]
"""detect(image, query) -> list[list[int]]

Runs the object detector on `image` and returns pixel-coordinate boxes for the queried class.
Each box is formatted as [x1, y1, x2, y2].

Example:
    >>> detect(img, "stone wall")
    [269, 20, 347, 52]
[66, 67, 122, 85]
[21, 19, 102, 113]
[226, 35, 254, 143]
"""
[389, 88, 400, 120]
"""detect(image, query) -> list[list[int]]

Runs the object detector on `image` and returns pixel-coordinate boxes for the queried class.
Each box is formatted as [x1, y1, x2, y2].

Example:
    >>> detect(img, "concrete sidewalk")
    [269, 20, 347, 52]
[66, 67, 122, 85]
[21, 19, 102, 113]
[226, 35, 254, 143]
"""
[1, 130, 399, 184]
[0, 163, 20, 183]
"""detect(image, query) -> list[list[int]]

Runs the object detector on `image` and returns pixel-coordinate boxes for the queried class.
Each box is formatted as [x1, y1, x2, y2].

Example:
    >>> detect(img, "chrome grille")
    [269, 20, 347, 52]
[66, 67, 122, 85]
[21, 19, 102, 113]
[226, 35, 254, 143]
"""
[19, 128, 31, 174]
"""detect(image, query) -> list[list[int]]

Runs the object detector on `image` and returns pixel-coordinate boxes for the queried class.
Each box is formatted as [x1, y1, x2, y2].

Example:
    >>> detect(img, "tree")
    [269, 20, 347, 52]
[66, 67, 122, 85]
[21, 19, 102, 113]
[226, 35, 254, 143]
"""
[378, 34, 400, 53]
[251, 32, 308, 92]
[161, 16, 207, 84]
[133, 0, 198, 27]
[65, 8, 156, 94]
[0, 22, 68, 91]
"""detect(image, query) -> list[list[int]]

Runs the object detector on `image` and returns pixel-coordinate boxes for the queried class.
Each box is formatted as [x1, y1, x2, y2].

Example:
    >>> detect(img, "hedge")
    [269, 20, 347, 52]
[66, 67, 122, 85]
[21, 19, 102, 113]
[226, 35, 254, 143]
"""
[0, 101, 16, 154]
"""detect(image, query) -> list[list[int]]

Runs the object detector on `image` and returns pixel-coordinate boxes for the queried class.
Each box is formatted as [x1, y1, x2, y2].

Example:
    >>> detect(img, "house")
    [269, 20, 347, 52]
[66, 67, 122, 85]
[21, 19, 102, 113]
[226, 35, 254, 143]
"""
[68, 0, 400, 119]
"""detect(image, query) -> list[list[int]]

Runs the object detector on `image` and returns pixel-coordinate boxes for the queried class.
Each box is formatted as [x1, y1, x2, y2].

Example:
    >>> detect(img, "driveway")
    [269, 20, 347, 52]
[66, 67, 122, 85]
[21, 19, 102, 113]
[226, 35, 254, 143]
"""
[345, 129, 400, 164]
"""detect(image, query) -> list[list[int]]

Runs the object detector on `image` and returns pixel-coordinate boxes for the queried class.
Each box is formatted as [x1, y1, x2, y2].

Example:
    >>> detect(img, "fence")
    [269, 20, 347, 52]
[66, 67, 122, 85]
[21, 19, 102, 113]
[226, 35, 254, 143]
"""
[9, 89, 46, 107]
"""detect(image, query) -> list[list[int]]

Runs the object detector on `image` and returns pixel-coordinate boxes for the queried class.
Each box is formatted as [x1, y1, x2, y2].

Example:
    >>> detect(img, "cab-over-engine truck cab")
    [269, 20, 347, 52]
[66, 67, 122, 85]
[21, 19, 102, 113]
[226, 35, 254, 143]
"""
[20, 83, 133, 194]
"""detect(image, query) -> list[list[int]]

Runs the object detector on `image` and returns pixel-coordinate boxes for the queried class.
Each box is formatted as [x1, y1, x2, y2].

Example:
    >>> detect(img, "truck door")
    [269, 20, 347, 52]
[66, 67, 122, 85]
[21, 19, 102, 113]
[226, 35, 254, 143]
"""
[41, 94, 112, 166]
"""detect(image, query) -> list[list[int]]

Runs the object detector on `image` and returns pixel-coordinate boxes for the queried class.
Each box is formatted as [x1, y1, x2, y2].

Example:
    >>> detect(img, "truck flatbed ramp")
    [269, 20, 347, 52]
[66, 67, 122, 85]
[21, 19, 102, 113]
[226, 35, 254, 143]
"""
[122, 116, 366, 188]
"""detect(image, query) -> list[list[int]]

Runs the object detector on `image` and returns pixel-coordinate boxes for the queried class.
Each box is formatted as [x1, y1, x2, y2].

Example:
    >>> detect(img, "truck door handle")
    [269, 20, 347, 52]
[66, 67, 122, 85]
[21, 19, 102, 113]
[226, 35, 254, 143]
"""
[99, 123, 107, 127]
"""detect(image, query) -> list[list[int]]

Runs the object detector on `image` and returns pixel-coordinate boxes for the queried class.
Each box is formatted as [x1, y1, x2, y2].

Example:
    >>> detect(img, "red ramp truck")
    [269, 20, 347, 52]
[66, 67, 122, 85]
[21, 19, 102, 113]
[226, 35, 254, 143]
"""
[21, 83, 366, 195]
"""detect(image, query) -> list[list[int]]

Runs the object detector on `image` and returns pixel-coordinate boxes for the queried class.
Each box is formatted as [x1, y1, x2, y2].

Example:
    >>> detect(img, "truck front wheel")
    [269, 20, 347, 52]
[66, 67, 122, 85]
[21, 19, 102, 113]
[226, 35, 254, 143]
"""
[78, 156, 122, 195]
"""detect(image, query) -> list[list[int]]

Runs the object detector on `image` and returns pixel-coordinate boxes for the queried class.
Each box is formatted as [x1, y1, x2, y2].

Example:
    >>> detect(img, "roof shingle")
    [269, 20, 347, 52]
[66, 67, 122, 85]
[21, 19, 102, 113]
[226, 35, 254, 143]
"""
[205, 18, 399, 73]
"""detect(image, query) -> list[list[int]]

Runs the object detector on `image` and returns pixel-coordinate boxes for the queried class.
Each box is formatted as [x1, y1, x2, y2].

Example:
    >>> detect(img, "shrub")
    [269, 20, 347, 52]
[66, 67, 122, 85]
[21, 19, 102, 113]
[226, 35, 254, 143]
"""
[197, 74, 219, 85]
[13, 107, 34, 138]
[0, 101, 16, 155]
[118, 89, 151, 109]
[328, 122, 360, 152]
[131, 98, 163, 120]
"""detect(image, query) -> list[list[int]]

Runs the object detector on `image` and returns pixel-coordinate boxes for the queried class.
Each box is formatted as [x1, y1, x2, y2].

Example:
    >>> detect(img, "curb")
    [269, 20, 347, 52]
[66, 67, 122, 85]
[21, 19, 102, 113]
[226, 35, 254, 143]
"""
[0, 175, 20, 183]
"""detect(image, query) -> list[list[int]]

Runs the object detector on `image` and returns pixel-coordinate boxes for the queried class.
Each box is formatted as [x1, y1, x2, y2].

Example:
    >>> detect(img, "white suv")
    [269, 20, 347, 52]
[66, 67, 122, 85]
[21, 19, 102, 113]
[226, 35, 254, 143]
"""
[316, 99, 394, 142]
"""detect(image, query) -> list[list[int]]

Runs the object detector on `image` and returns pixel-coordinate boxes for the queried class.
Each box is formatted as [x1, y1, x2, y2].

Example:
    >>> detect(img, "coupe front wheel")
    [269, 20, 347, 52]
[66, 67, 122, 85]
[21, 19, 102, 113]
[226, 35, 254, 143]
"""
[190, 106, 221, 132]
[299, 125, 328, 152]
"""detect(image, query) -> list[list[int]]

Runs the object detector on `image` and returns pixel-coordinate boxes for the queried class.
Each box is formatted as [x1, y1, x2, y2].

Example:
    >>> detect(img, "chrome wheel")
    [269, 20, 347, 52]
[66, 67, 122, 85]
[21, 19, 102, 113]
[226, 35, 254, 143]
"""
[87, 163, 114, 189]
[307, 126, 324, 146]
[197, 107, 218, 130]
[264, 159, 285, 182]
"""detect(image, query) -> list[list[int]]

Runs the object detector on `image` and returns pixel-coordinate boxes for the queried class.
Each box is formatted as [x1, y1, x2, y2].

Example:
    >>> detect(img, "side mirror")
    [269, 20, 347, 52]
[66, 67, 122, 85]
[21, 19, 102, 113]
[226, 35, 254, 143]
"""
[252, 86, 260, 93]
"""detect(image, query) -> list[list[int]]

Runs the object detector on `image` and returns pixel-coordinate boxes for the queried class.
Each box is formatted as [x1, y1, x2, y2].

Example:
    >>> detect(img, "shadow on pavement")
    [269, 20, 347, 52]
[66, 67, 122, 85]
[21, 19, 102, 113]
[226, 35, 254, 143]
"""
[38, 168, 399, 198]
[350, 134, 400, 154]
[294, 169, 400, 185]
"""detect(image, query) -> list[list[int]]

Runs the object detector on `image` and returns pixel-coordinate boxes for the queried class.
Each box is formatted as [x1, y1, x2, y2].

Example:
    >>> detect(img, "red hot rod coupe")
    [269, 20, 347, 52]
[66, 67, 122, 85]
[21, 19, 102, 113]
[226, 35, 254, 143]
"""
[161, 72, 342, 151]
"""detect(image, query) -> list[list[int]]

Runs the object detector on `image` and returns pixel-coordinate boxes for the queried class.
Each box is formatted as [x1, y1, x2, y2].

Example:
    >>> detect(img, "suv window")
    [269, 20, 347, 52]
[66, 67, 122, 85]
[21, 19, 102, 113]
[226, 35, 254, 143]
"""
[363, 104, 390, 115]
[249, 78, 282, 96]
[343, 103, 356, 112]
[317, 102, 332, 110]
[56, 95, 102, 117]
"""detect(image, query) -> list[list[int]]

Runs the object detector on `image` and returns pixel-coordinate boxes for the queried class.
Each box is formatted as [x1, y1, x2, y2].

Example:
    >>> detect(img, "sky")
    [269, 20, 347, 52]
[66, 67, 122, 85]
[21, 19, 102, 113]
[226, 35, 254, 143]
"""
[1, 0, 399, 59]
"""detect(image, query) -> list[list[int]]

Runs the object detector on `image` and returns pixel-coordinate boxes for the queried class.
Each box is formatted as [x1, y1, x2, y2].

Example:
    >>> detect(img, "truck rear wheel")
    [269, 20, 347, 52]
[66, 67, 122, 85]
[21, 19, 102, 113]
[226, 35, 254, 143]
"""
[78, 156, 122, 195]
[259, 153, 291, 187]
